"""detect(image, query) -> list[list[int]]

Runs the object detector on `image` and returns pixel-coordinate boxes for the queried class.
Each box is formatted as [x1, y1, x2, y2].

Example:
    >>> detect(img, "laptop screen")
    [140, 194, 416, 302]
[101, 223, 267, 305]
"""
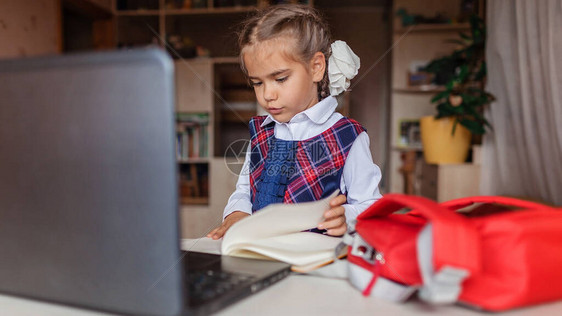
[0, 49, 184, 316]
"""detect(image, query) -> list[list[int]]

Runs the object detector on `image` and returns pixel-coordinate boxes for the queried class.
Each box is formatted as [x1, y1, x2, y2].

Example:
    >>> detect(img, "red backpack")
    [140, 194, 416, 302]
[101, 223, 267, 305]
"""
[346, 194, 562, 311]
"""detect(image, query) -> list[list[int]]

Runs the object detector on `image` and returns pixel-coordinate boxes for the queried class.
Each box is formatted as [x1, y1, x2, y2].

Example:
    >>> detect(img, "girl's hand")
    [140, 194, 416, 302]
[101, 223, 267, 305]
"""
[318, 194, 347, 236]
[207, 211, 250, 240]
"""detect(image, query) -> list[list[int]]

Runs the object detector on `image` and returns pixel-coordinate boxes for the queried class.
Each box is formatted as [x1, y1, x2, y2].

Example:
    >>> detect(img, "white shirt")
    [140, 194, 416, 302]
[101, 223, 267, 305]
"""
[223, 96, 383, 224]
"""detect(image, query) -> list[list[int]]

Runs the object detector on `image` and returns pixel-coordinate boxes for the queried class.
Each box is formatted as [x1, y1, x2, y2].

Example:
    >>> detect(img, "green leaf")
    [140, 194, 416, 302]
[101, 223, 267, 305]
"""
[464, 105, 484, 119]
[424, 13, 494, 135]
[436, 102, 456, 117]
[459, 32, 471, 40]
[475, 62, 487, 80]
[457, 65, 469, 81]
[460, 118, 485, 135]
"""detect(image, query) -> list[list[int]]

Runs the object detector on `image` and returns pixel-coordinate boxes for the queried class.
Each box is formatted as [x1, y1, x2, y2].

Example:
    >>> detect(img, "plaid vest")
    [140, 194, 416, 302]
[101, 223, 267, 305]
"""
[249, 116, 365, 211]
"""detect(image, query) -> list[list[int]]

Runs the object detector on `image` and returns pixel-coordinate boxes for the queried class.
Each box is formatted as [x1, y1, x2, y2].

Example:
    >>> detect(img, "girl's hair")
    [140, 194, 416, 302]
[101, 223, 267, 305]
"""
[238, 4, 332, 100]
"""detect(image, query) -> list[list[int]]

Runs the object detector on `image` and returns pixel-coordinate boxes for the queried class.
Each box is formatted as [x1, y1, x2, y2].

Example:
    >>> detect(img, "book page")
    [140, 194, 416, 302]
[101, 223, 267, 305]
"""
[222, 190, 340, 254]
[181, 237, 221, 254]
[226, 232, 342, 266]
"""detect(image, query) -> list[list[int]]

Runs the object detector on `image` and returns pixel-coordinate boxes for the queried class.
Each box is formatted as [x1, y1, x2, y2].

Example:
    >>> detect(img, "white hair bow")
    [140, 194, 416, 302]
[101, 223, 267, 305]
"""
[328, 40, 360, 96]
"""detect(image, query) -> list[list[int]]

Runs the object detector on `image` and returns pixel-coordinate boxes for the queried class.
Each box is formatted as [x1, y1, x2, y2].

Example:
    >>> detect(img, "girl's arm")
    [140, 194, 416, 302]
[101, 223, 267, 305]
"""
[340, 131, 383, 221]
[222, 148, 253, 219]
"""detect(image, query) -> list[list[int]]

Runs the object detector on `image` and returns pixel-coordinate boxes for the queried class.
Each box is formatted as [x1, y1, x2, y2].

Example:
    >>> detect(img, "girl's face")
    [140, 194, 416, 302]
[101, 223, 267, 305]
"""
[243, 39, 325, 123]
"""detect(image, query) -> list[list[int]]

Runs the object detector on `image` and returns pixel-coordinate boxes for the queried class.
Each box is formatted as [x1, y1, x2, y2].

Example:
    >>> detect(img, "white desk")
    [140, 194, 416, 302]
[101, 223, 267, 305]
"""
[2, 239, 561, 315]
[2, 275, 562, 316]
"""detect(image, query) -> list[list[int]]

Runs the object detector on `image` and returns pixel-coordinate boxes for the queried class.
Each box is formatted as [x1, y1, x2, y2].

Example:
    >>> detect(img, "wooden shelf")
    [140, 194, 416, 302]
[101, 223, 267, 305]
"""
[165, 6, 258, 15]
[181, 196, 209, 205]
[392, 146, 423, 152]
[393, 86, 446, 93]
[116, 10, 160, 16]
[395, 23, 470, 34]
[178, 157, 210, 163]
[64, 0, 113, 18]
[212, 56, 240, 64]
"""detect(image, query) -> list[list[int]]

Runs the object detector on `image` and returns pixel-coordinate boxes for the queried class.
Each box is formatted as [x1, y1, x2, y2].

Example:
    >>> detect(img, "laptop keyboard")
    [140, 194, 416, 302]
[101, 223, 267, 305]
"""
[187, 270, 257, 303]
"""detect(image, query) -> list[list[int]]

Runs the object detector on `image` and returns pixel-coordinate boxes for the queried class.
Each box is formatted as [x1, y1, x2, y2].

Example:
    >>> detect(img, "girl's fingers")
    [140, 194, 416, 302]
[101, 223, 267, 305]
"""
[211, 230, 224, 240]
[213, 224, 230, 240]
[326, 224, 347, 236]
[206, 227, 219, 238]
[318, 215, 345, 230]
[207, 224, 227, 240]
[324, 205, 345, 219]
[207, 212, 249, 240]
[329, 194, 347, 207]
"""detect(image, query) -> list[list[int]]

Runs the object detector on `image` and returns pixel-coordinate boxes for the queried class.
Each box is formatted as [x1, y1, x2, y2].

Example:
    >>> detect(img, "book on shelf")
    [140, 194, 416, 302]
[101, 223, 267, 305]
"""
[219, 190, 343, 273]
[176, 113, 209, 160]
[176, 112, 209, 123]
[179, 163, 209, 203]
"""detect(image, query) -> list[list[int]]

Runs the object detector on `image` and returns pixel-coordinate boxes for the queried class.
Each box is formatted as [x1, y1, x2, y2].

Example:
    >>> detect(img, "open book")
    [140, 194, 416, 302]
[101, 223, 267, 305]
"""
[221, 190, 343, 273]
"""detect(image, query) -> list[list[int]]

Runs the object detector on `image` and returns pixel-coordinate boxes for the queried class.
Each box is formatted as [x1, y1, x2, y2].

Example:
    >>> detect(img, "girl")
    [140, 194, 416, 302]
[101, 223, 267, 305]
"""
[208, 4, 382, 239]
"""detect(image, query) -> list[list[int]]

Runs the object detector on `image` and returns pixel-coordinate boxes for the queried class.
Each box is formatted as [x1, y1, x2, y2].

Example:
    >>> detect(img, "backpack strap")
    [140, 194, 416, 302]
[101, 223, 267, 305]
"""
[416, 224, 470, 303]
[358, 194, 481, 276]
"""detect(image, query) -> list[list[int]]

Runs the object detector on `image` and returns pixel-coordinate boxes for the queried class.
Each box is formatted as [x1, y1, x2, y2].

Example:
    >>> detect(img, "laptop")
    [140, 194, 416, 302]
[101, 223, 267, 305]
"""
[0, 49, 290, 316]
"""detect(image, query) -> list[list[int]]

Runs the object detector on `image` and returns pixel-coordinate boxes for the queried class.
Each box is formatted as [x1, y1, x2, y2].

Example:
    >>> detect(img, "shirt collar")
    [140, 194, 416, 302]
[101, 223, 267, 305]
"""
[260, 96, 338, 127]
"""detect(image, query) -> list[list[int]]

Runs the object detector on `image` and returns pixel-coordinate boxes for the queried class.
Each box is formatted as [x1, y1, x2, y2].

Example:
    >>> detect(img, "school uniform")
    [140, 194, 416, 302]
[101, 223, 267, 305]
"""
[223, 95, 382, 224]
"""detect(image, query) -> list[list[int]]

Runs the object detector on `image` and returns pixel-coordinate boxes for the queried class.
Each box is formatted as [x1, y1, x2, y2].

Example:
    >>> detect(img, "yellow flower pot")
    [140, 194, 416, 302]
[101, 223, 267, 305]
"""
[420, 116, 471, 164]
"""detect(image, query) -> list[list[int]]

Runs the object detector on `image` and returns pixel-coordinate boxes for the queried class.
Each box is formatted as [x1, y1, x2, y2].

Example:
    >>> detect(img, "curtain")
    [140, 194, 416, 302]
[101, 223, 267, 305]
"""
[482, 0, 562, 205]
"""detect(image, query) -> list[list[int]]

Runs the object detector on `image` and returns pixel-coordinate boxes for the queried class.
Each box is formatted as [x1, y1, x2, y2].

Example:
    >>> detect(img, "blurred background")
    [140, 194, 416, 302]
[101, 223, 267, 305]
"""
[2, 0, 560, 238]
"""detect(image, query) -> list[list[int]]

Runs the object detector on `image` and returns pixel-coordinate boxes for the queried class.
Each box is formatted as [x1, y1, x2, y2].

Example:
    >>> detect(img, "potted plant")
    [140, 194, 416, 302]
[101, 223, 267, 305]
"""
[420, 15, 495, 164]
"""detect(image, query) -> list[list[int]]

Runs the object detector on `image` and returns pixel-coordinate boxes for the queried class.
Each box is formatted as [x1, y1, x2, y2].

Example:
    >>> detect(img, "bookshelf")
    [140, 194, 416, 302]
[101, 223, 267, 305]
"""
[213, 61, 257, 158]
[172, 56, 259, 236]
[176, 113, 210, 159]
[388, 0, 475, 194]
[175, 112, 210, 205]
[114, 0, 313, 56]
